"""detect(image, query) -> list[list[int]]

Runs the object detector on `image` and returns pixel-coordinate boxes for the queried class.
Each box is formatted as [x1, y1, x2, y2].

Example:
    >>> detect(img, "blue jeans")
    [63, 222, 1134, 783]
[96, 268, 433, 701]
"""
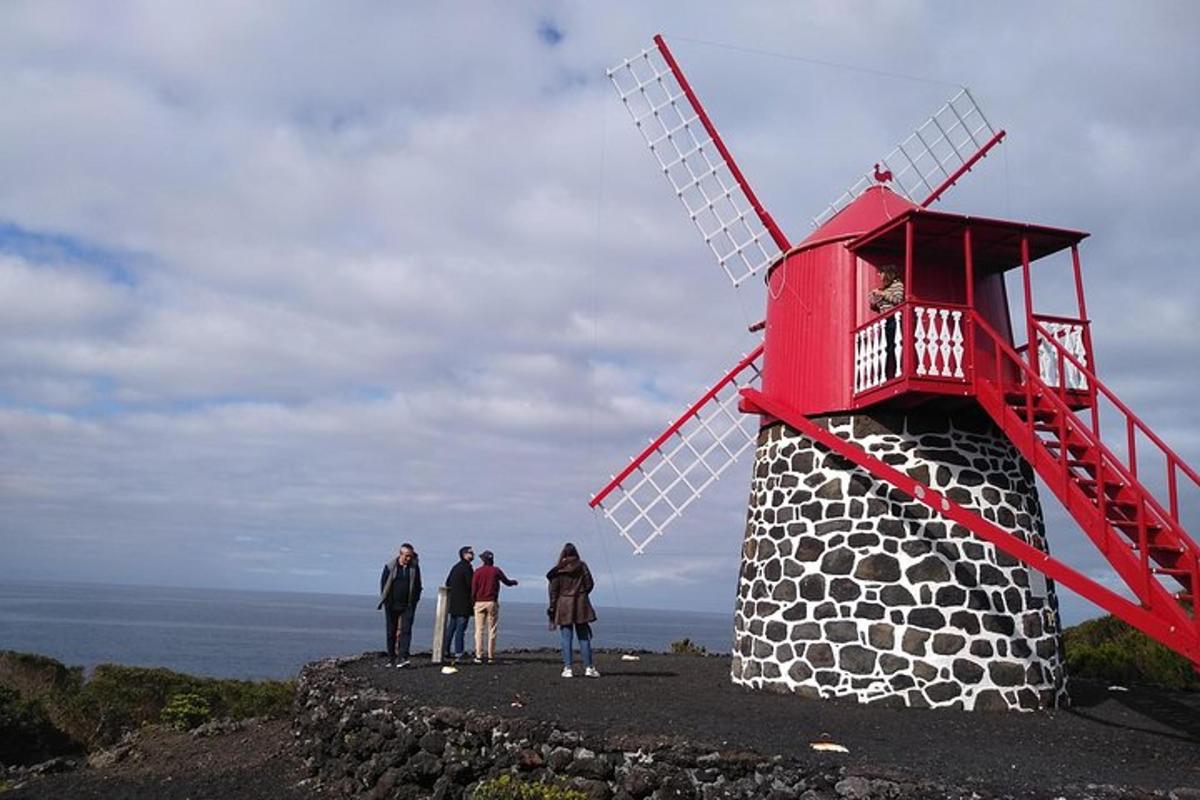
[443, 615, 469, 657]
[560, 623, 593, 668]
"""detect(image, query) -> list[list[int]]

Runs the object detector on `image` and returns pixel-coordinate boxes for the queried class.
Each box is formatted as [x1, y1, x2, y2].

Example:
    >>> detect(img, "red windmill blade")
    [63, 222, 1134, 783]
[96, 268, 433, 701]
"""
[607, 35, 791, 287]
[813, 88, 1006, 228]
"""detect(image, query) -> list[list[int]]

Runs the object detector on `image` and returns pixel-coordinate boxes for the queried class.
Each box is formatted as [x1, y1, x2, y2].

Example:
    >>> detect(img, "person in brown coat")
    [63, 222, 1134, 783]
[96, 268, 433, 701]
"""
[546, 542, 599, 678]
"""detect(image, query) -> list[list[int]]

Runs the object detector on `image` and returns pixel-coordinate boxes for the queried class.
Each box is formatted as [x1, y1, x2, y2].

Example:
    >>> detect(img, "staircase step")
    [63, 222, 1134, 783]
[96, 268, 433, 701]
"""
[1013, 407, 1058, 423]
[1077, 476, 1128, 495]
[1044, 441, 1090, 456]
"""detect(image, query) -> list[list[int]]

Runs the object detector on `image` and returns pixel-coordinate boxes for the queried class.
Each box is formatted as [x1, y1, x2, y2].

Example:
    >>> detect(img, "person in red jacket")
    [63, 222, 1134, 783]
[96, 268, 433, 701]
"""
[470, 550, 518, 664]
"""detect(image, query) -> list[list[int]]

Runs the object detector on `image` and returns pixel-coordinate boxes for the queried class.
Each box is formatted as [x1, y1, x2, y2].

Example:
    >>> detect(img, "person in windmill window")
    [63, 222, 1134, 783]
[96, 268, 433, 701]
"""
[470, 549, 519, 664]
[442, 546, 475, 663]
[868, 264, 905, 380]
[547, 543, 599, 678]
[378, 543, 422, 668]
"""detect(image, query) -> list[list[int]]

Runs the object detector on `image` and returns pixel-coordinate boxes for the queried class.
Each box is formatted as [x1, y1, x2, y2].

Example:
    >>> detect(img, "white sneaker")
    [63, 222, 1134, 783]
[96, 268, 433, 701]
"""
[561, 666, 573, 678]
[584, 667, 601, 678]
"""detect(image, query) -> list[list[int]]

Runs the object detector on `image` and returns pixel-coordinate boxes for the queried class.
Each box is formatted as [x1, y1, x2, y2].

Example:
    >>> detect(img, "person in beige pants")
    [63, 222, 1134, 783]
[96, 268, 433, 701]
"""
[469, 550, 519, 664]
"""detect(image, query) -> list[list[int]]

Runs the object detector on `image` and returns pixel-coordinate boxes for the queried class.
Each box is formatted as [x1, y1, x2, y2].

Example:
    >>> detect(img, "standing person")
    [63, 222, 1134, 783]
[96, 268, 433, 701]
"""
[546, 543, 599, 678]
[470, 550, 519, 664]
[442, 546, 475, 663]
[377, 543, 422, 668]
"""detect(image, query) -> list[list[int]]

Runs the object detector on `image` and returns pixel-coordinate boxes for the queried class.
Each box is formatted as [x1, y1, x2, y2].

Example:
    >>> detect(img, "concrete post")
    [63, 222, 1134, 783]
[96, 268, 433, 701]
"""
[431, 586, 448, 664]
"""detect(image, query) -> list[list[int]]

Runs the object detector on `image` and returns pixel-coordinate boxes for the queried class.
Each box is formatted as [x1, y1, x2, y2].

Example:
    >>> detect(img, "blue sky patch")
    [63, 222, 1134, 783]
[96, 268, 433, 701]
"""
[537, 19, 563, 46]
[0, 221, 139, 286]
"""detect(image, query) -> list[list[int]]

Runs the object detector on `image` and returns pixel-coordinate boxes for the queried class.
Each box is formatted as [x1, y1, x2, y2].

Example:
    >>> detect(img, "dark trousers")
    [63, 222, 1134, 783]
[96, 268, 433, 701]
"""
[385, 604, 417, 658]
[443, 615, 470, 657]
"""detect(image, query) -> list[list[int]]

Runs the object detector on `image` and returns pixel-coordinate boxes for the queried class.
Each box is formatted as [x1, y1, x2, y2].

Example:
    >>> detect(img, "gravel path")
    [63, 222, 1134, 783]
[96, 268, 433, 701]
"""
[349, 650, 1200, 796]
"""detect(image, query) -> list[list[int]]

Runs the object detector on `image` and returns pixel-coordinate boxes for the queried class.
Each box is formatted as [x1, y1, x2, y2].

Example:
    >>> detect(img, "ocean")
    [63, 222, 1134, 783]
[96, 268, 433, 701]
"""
[0, 581, 734, 680]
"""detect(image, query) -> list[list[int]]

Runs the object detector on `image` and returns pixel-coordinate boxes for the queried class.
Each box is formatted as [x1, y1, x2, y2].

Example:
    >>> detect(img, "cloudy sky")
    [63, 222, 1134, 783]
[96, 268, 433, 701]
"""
[1, 2, 1197, 625]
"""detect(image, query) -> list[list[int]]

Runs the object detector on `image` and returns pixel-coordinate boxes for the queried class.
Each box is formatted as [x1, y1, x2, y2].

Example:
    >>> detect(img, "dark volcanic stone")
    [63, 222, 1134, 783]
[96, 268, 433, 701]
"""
[807, 642, 835, 667]
[799, 574, 826, 601]
[795, 536, 824, 562]
[953, 659, 985, 684]
[820, 548, 855, 575]
[989, 661, 1027, 687]
[771, 580, 797, 603]
[816, 478, 843, 500]
[788, 661, 813, 683]
[925, 681, 962, 703]
[839, 645, 877, 675]
[791, 622, 820, 641]
[931, 633, 966, 655]
[905, 556, 950, 583]
[868, 623, 895, 649]
[901, 629, 929, 656]
[854, 601, 885, 620]
[880, 585, 916, 606]
[935, 586, 967, 607]
[829, 578, 861, 602]
[908, 608, 946, 630]
[854, 554, 901, 582]
[824, 620, 858, 643]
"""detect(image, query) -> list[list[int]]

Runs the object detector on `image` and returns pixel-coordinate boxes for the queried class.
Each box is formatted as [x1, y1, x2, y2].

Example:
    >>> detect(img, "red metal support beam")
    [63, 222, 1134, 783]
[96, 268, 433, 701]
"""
[920, 129, 1006, 208]
[653, 34, 790, 252]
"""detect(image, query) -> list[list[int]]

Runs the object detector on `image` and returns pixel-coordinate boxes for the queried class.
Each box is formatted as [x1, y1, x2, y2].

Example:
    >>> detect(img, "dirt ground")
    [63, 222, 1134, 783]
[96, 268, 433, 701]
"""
[349, 650, 1200, 797]
[4, 718, 322, 800]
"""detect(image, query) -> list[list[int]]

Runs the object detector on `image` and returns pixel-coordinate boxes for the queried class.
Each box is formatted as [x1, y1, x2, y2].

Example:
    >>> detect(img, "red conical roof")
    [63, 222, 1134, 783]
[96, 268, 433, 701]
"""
[801, 185, 919, 247]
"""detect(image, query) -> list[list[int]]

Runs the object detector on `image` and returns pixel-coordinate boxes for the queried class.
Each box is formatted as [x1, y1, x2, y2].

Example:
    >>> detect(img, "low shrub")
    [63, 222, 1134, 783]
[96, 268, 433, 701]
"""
[0, 652, 295, 749]
[669, 638, 707, 656]
[472, 774, 588, 800]
[1064, 615, 1199, 690]
[160, 692, 213, 730]
[0, 684, 82, 766]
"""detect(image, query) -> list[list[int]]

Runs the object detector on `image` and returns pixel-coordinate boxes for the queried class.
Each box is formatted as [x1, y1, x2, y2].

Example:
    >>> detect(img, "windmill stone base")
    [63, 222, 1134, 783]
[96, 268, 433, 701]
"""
[731, 410, 1069, 711]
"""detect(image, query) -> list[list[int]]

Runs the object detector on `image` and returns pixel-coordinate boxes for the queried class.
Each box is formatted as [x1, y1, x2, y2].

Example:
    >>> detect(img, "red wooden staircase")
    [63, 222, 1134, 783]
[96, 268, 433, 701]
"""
[971, 313, 1200, 666]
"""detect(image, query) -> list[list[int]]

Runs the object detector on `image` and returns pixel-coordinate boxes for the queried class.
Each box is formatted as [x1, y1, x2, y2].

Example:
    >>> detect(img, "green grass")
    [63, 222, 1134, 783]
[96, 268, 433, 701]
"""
[472, 775, 588, 800]
[1063, 615, 1199, 690]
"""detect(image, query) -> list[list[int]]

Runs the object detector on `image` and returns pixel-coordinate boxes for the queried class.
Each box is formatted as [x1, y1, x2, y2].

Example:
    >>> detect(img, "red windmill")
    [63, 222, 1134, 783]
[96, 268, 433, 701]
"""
[591, 34, 1199, 703]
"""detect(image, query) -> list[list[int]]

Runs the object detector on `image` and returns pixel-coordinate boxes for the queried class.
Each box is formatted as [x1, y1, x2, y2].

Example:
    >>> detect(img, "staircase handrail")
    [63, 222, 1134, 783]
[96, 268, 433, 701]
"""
[972, 313, 1198, 556]
[1027, 314, 1200, 501]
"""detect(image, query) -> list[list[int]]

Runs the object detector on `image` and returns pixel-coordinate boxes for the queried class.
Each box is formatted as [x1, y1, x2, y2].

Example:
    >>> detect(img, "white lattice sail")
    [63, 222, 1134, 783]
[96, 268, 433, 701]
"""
[813, 89, 998, 228]
[590, 347, 764, 553]
[608, 42, 784, 287]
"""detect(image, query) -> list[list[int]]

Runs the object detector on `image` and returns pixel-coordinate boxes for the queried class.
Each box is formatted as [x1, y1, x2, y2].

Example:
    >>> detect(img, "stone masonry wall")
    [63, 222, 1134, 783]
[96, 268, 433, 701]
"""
[731, 411, 1068, 711]
[294, 656, 998, 800]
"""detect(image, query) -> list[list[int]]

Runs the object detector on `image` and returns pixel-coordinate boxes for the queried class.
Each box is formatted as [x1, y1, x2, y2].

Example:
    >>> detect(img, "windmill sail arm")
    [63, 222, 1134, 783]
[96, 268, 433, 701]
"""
[651, 35, 790, 252]
[920, 129, 1006, 207]
[608, 37, 787, 287]
[813, 88, 1003, 228]
[590, 344, 764, 553]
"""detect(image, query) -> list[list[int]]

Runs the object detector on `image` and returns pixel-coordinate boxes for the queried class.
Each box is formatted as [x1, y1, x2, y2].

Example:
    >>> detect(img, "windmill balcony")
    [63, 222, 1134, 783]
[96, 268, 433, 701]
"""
[851, 305, 1095, 411]
[851, 300, 972, 404]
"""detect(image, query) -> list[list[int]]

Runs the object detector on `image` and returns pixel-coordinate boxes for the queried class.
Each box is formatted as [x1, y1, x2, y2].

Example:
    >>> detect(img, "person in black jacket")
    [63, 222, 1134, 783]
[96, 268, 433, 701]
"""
[377, 543, 422, 667]
[442, 545, 475, 662]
